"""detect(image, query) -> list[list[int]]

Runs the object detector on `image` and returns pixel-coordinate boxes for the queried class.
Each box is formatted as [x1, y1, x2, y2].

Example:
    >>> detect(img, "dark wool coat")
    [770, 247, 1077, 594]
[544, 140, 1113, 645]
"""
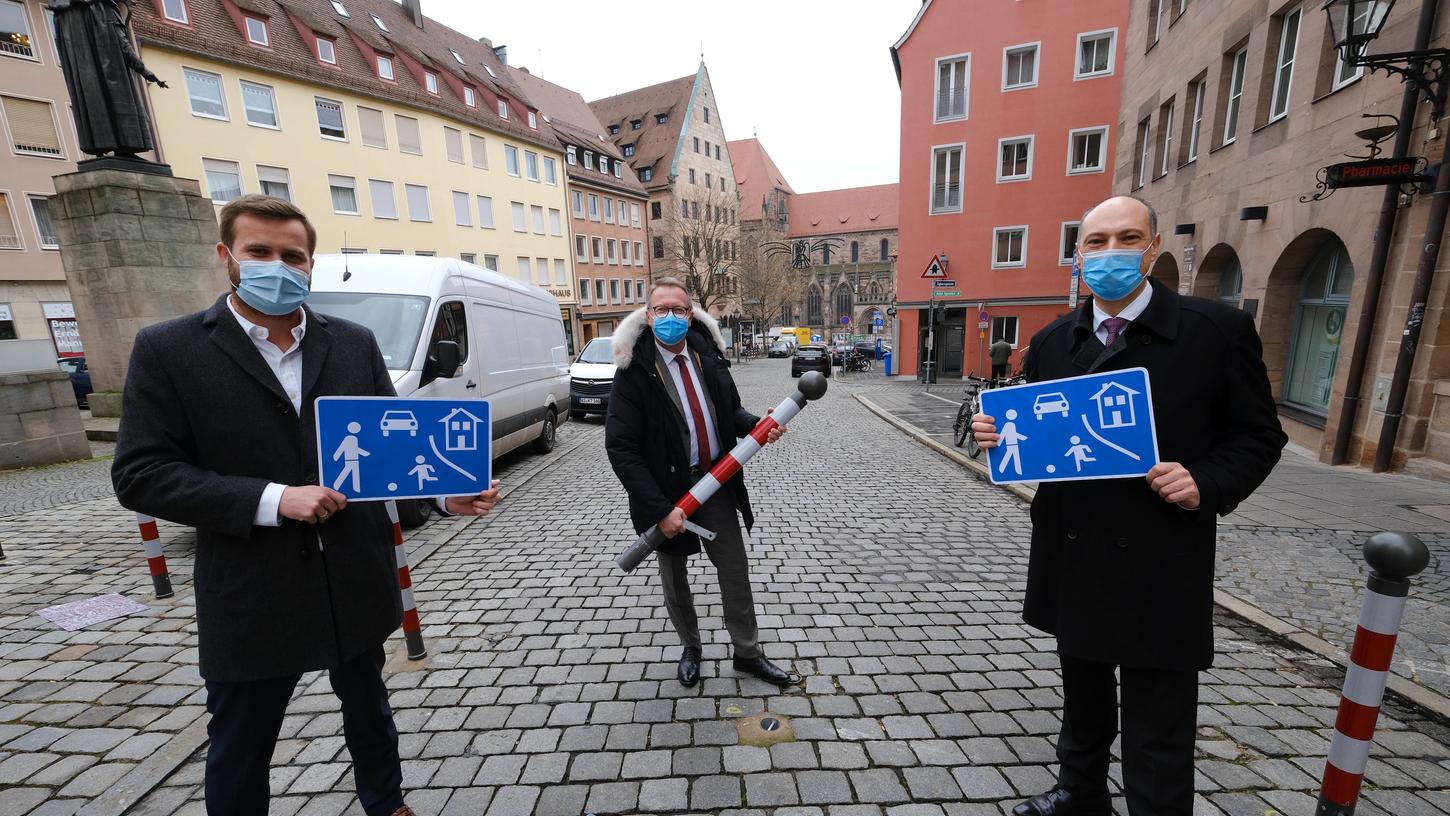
[112, 295, 402, 683]
[605, 307, 760, 556]
[1022, 278, 1286, 671]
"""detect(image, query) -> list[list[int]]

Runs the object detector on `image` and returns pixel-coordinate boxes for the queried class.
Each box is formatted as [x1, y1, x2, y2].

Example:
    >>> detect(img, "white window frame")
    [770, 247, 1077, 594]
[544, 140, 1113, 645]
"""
[464, 87, 476, 107]
[476, 195, 494, 229]
[1136, 119, 1152, 188]
[575, 234, 587, 263]
[405, 184, 430, 222]
[26, 194, 57, 249]
[1075, 28, 1118, 79]
[368, 179, 397, 220]
[183, 67, 228, 121]
[1333, 3, 1374, 89]
[377, 55, 394, 81]
[548, 208, 562, 236]
[571, 190, 584, 218]
[315, 96, 346, 141]
[239, 80, 278, 129]
[531, 205, 545, 235]
[2, 1, 38, 62]
[991, 225, 1028, 269]
[992, 315, 1020, 348]
[244, 16, 268, 46]
[370, 12, 388, 31]
[1152, 0, 1165, 45]
[443, 126, 464, 164]
[1066, 125, 1109, 175]
[449, 48, 464, 65]
[634, 249, 644, 269]
[525, 150, 539, 181]
[579, 277, 592, 304]
[161, 0, 188, 24]
[1187, 80, 1205, 161]
[996, 135, 1034, 183]
[202, 157, 242, 204]
[511, 201, 526, 233]
[1224, 47, 1249, 146]
[528, 111, 538, 129]
[328, 174, 359, 215]
[316, 38, 336, 65]
[0, 191, 24, 250]
[933, 53, 970, 122]
[554, 259, 566, 286]
[256, 164, 291, 200]
[497, 99, 509, 118]
[591, 237, 603, 263]
[330, 0, 348, 16]
[566, 145, 577, 165]
[505, 145, 520, 177]
[544, 156, 557, 185]
[1159, 102, 1175, 177]
[1001, 42, 1040, 91]
[469, 134, 487, 169]
[452, 191, 471, 227]
[929, 143, 965, 215]
[1059, 221, 1080, 266]
[1268, 5, 1302, 123]
[424, 72, 439, 95]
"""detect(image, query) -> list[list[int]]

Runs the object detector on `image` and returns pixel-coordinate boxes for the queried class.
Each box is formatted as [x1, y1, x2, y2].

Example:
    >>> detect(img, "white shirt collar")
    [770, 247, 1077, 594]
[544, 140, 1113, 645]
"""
[227, 295, 307, 346]
[656, 341, 689, 365]
[1092, 280, 1154, 331]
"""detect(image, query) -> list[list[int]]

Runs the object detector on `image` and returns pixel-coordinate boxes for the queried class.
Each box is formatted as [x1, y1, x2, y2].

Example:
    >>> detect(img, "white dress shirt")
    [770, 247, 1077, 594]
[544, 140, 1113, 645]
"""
[657, 341, 721, 468]
[1091, 281, 1154, 346]
[228, 297, 305, 527]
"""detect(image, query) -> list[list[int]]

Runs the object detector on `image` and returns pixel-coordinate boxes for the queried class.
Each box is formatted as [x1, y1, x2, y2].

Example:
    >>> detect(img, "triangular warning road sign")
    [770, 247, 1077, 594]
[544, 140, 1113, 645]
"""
[921, 254, 948, 278]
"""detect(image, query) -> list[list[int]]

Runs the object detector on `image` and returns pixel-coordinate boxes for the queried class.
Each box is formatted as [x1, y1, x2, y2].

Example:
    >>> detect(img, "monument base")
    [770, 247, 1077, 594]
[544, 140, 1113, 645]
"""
[76, 156, 173, 176]
[88, 391, 123, 418]
[0, 371, 91, 470]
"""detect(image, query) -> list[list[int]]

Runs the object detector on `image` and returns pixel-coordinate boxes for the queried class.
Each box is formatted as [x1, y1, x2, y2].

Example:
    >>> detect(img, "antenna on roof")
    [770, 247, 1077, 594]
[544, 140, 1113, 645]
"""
[342, 232, 352, 282]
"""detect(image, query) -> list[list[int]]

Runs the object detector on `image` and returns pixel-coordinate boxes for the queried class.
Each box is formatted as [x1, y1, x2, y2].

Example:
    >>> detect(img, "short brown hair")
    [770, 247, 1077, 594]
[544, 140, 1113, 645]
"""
[648, 276, 692, 306]
[219, 194, 318, 256]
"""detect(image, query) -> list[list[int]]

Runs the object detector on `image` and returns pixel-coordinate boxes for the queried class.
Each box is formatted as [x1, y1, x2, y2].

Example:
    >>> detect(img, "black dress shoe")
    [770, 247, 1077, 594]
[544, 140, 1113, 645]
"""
[732, 655, 796, 686]
[1011, 786, 1110, 816]
[677, 647, 702, 687]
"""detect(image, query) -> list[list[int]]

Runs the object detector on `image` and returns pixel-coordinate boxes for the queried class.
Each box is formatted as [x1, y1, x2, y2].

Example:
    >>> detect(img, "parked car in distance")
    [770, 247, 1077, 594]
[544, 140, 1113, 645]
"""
[569, 337, 617, 417]
[768, 340, 792, 358]
[852, 340, 880, 359]
[830, 343, 853, 366]
[791, 345, 832, 378]
[58, 357, 91, 409]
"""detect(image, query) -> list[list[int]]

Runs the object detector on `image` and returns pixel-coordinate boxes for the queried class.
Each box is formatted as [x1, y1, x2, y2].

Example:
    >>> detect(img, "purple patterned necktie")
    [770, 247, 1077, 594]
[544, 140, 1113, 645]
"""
[1102, 316, 1128, 346]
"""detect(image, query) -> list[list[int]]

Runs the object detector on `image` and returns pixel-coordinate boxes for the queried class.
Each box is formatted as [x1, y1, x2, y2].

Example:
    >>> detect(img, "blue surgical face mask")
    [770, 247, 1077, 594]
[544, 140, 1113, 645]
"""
[1080, 248, 1148, 302]
[229, 250, 311, 316]
[652, 312, 690, 346]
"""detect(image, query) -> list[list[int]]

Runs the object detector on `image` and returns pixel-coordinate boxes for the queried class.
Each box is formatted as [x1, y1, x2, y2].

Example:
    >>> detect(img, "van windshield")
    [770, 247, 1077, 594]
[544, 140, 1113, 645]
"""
[309, 293, 430, 369]
[576, 338, 614, 364]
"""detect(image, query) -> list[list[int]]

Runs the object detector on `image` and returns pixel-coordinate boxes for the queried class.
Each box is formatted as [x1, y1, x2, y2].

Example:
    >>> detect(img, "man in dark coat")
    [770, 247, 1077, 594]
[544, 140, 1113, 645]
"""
[974, 196, 1286, 816]
[112, 195, 500, 816]
[52, 0, 168, 157]
[605, 277, 794, 688]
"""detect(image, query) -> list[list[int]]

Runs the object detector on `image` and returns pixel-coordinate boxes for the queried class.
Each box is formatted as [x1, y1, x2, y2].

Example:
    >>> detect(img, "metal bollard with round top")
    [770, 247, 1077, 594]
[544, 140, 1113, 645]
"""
[1316, 531, 1431, 816]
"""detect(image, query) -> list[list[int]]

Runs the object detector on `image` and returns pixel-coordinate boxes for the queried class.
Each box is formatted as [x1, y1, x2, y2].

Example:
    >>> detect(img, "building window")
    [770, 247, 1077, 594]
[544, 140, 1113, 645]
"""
[596, 280, 606, 303]
[330, 0, 348, 16]
[821, 244, 832, 265]
[531, 205, 545, 234]
[377, 55, 394, 80]
[1150, 0, 1165, 47]
[1060, 222, 1080, 265]
[591, 237, 603, 263]
[634, 243, 644, 265]
[535, 256, 548, 285]
[566, 146, 577, 165]
[203, 158, 242, 203]
[579, 277, 591, 304]
[528, 111, 537, 128]
[583, 150, 594, 170]
[315, 97, 345, 139]
[623, 144, 635, 157]
[703, 106, 711, 123]
[329, 175, 358, 214]
[358, 107, 386, 148]
[316, 38, 336, 64]
[609, 124, 620, 135]
[641, 167, 653, 182]
[997, 135, 1033, 182]
[243, 16, 268, 46]
[1268, 6, 1302, 122]
[1067, 126, 1108, 174]
[610, 279, 620, 303]
[161, 0, 188, 24]
[1333, 4, 1375, 88]
[0, 193, 19, 249]
[991, 316, 1019, 347]
[571, 191, 584, 218]
[588, 194, 599, 221]
[483, 255, 499, 271]
[0, 1, 35, 60]
[498, 99, 509, 118]
[554, 259, 566, 285]
[525, 150, 539, 181]
[369, 179, 396, 219]
[575, 234, 587, 263]
[657, 113, 668, 124]
[0, 303, 13, 338]
[653, 237, 664, 259]
[544, 157, 557, 185]
[548, 208, 562, 236]
[512, 201, 526, 232]
[1076, 29, 1117, 78]
[607, 239, 618, 265]
[1003, 43, 1038, 90]
[516, 257, 531, 282]
[453, 191, 471, 227]
[603, 198, 614, 223]
[464, 87, 476, 107]
[443, 127, 464, 164]
[688, 169, 696, 185]
[850, 241, 860, 263]
[424, 72, 439, 94]
[240, 80, 277, 128]
[930, 144, 964, 213]
[992, 226, 1027, 268]
[1157, 101, 1175, 177]
[807, 286, 822, 326]
[184, 68, 228, 119]
[476, 195, 494, 228]
[27, 195, 56, 248]
[621, 240, 632, 265]
[1186, 79, 1205, 162]
[395, 116, 420, 154]
[257, 165, 291, 201]
[1222, 46, 1249, 145]
[505, 145, 520, 176]
[405, 184, 430, 221]
[1284, 241, 1354, 415]
[469, 134, 487, 169]
[880, 238, 889, 260]
[370, 12, 388, 31]
[935, 54, 969, 120]
[623, 279, 633, 302]
[631, 203, 641, 227]
[1134, 118, 1151, 189]
[614, 162, 622, 179]
[459, 253, 475, 264]
[629, 119, 642, 131]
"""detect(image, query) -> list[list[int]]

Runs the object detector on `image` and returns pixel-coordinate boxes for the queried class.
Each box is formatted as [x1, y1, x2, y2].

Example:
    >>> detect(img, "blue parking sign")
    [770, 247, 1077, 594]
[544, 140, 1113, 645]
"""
[979, 368, 1159, 485]
[315, 397, 492, 502]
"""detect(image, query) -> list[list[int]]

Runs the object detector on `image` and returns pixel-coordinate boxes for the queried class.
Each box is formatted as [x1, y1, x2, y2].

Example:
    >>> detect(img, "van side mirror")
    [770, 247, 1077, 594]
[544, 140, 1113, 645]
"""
[433, 340, 461, 379]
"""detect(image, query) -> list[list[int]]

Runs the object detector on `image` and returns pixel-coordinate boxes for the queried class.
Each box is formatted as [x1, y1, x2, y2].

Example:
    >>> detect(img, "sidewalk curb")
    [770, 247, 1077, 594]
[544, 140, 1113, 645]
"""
[855, 392, 1450, 723]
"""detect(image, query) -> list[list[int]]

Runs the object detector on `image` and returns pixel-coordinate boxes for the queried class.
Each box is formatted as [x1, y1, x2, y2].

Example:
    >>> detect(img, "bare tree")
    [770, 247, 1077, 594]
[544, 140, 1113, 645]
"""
[736, 230, 806, 330]
[658, 185, 742, 314]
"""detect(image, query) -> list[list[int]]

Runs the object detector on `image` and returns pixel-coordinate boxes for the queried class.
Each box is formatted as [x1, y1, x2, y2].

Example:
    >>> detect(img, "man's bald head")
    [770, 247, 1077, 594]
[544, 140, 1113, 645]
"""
[1076, 195, 1161, 260]
[1081, 195, 1157, 237]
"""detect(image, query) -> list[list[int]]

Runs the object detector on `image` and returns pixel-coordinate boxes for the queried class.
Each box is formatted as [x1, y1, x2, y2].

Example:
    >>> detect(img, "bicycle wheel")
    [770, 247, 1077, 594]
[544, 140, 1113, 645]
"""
[953, 401, 972, 447]
[964, 397, 983, 458]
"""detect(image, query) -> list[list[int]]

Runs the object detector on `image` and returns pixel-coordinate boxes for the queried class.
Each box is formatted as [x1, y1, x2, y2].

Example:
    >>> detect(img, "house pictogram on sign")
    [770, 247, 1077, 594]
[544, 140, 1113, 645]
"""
[1090, 382, 1139, 429]
[440, 407, 482, 451]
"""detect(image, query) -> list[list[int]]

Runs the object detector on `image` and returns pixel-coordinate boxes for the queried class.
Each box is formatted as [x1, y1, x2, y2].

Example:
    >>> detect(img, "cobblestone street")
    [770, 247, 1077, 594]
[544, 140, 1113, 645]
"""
[2, 359, 1449, 815]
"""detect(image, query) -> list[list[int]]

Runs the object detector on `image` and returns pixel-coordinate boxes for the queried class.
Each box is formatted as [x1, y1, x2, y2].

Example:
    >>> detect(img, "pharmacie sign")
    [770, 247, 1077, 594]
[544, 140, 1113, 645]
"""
[1325, 157, 1431, 189]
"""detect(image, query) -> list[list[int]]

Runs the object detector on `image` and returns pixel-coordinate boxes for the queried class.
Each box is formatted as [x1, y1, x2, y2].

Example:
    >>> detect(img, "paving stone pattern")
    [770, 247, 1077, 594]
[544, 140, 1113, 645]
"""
[85, 361, 1450, 815]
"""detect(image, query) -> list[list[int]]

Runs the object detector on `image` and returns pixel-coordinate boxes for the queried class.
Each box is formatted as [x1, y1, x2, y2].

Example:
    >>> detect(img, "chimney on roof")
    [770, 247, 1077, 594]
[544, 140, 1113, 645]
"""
[493, 45, 508, 65]
[401, 0, 423, 28]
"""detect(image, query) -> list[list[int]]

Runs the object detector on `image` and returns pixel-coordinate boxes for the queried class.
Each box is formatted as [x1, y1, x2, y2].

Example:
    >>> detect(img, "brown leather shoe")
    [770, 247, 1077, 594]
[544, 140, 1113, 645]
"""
[389, 807, 417, 816]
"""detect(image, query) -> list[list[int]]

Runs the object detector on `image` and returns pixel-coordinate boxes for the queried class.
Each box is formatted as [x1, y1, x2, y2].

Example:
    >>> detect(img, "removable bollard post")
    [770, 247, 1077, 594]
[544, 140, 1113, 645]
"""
[385, 501, 428, 660]
[1317, 531, 1431, 816]
[136, 513, 174, 599]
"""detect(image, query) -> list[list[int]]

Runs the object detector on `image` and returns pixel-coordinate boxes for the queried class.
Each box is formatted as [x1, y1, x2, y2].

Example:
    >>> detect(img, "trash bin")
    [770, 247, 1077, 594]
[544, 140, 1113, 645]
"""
[883, 351, 892, 376]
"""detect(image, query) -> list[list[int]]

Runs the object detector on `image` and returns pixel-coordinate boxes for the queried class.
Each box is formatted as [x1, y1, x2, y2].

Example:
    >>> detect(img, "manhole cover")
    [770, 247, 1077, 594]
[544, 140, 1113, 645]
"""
[736, 713, 794, 746]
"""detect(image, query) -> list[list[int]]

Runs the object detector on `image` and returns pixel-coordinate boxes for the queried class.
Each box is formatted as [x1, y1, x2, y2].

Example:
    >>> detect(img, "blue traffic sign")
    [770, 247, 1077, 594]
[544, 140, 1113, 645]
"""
[315, 397, 492, 502]
[979, 368, 1159, 485]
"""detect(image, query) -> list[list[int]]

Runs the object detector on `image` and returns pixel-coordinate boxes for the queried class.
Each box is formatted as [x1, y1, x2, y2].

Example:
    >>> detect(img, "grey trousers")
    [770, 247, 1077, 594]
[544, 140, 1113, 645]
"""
[656, 488, 761, 659]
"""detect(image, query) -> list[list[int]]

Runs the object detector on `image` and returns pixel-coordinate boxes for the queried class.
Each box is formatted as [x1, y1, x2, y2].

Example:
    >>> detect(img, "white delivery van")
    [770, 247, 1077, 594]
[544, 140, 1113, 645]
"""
[308, 255, 570, 526]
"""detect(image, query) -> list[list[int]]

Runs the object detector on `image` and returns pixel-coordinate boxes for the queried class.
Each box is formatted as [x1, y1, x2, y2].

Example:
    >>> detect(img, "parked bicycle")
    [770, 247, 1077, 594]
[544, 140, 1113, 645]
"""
[952, 372, 1025, 456]
[845, 350, 874, 373]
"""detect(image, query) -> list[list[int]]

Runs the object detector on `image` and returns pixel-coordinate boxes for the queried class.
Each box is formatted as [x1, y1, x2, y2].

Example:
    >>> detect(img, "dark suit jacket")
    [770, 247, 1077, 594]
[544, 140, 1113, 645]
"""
[606, 321, 759, 556]
[112, 294, 402, 683]
[1022, 278, 1286, 671]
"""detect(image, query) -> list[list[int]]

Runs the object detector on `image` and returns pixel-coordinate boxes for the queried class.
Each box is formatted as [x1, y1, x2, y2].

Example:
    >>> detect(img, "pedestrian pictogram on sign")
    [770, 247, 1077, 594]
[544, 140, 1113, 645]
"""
[316, 397, 493, 501]
[921, 254, 948, 278]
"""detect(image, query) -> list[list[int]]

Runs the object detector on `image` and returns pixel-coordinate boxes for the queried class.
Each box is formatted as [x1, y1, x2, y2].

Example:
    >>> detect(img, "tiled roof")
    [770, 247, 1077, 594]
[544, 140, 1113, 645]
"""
[786, 184, 901, 238]
[728, 138, 795, 222]
[588, 71, 697, 192]
[132, 0, 560, 152]
[507, 67, 648, 198]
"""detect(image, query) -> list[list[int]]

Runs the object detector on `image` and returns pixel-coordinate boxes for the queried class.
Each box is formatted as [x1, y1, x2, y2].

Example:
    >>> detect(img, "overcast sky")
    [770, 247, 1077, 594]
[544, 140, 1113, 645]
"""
[424, 0, 921, 193]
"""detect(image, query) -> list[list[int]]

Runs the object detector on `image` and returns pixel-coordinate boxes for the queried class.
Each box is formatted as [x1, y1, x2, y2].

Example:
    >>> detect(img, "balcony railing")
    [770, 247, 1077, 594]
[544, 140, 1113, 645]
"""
[0, 234, 23, 249]
[0, 38, 34, 59]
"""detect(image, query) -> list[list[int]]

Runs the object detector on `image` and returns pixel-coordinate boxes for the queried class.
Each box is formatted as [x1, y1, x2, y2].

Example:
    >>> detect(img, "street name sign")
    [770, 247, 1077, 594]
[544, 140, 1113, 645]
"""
[932, 290, 961, 297]
[316, 397, 492, 502]
[932, 279, 957, 288]
[979, 368, 1159, 485]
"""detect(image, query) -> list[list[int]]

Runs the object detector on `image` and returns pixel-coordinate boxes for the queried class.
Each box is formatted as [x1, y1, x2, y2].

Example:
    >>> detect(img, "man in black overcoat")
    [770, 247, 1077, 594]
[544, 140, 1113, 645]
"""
[974, 196, 1286, 816]
[605, 277, 795, 688]
[112, 195, 500, 816]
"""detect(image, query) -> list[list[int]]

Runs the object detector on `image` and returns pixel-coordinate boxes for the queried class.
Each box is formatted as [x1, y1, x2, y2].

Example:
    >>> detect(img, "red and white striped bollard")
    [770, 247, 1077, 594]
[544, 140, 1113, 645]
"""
[1317, 531, 1430, 816]
[136, 513, 174, 599]
[385, 501, 427, 660]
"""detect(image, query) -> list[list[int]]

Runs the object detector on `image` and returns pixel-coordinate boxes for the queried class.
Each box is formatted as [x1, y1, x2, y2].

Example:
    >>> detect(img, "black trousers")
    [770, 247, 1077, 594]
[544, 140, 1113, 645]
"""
[1056, 653, 1198, 816]
[991, 363, 1008, 379]
[204, 645, 403, 816]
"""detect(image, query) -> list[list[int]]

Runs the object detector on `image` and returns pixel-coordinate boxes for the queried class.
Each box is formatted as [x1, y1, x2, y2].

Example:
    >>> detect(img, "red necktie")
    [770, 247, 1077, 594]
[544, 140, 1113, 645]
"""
[674, 355, 713, 467]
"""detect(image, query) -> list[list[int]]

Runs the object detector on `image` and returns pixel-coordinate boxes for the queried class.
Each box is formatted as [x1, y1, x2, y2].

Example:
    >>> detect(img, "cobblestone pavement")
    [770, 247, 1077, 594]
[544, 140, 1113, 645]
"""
[0, 442, 117, 520]
[861, 385, 1450, 699]
[0, 359, 1409, 815]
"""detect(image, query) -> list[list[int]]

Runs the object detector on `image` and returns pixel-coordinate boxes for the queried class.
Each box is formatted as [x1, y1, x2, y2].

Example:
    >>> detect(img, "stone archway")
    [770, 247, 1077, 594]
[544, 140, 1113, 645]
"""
[1151, 252, 1180, 293]
[1193, 243, 1243, 305]
[1260, 229, 1354, 412]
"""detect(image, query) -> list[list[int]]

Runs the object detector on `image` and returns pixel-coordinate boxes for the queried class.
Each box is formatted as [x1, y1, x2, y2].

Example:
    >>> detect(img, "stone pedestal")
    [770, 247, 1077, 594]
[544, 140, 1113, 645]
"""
[50, 169, 229, 417]
[0, 370, 91, 470]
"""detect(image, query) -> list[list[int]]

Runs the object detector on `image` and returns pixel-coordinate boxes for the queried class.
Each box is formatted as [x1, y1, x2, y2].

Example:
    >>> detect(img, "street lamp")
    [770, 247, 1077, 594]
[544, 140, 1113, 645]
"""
[1323, 0, 1395, 59]
[1322, 0, 1450, 118]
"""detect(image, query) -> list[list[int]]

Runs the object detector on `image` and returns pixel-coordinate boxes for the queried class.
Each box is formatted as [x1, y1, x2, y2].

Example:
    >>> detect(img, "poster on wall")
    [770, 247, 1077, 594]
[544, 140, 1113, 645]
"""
[44, 303, 84, 358]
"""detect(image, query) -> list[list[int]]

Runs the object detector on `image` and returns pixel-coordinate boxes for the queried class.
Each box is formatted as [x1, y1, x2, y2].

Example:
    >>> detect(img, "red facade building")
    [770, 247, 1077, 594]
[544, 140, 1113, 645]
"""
[892, 0, 1128, 379]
